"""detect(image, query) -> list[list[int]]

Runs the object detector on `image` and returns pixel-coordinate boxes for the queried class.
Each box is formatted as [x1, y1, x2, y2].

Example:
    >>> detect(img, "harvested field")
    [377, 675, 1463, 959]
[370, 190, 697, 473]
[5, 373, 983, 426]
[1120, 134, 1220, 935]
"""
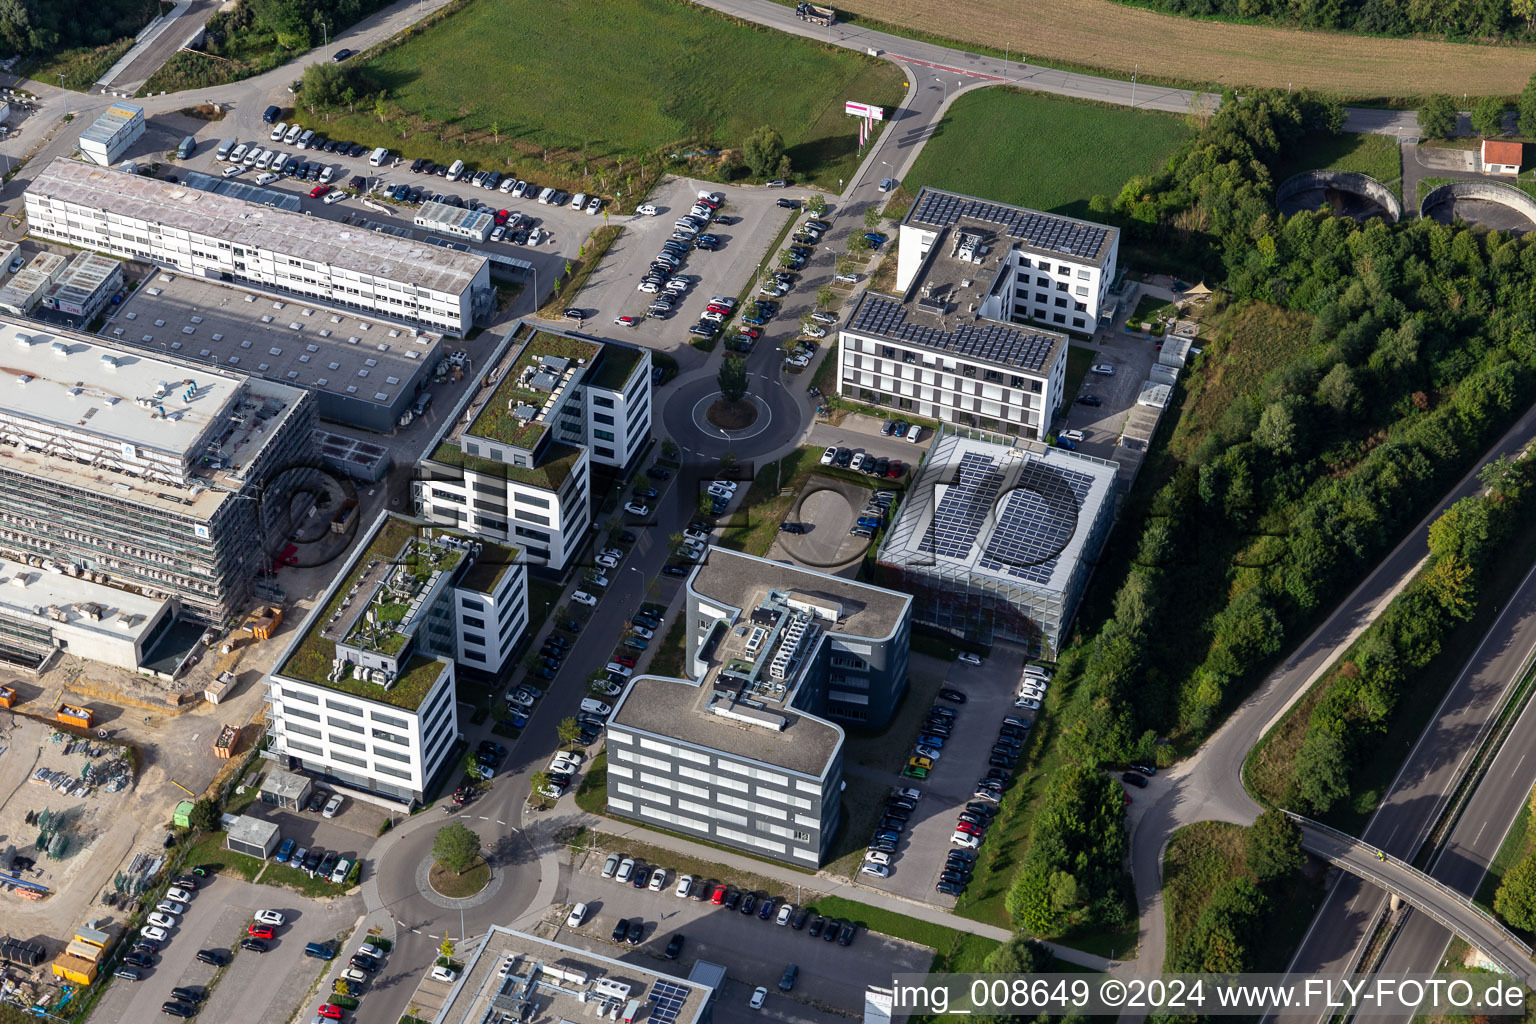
[837, 0, 1536, 97]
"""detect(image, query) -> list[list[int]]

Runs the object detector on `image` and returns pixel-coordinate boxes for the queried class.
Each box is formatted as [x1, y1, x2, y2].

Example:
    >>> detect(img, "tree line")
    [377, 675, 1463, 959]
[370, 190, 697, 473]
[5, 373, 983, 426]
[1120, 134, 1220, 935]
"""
[1114, 0, 1536, 41]
[0, 0, 158, 56]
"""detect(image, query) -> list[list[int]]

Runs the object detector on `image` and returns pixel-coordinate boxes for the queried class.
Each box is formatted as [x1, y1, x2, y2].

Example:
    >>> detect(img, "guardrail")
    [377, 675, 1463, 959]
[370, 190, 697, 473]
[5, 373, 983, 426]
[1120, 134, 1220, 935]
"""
[1286, 811, 1533, 979]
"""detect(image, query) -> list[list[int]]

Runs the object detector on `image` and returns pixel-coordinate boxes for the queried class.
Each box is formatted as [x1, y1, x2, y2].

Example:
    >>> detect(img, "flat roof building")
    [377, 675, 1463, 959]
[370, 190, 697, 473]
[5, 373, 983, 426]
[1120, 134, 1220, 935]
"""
[0, 558, 176, 672]
[0, 317, 317, 626]
[414, 199, 493, 242]
[437, 926, 713, 1024]
[42, 252, 124, 321]
[607, 549, 911, 866]
[104, 271, 444, 433]
[875, 429, 1119, 651]
[417, 324, 651, 571]
[25, 158, 492, 336]
[0, 252, 65, 316]
[265, 512, 527, 805]
[78, 102, 144, 167]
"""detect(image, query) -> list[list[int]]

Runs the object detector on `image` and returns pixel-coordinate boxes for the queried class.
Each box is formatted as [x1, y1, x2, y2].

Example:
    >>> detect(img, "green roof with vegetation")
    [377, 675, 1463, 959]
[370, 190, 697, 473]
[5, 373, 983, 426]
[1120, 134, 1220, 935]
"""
[466, 332, 601, 450]
[430, 439, 584, 492]
[586, 344, 646, 392]
[276, 516, 454, 710]
[458, 540, 520, 593]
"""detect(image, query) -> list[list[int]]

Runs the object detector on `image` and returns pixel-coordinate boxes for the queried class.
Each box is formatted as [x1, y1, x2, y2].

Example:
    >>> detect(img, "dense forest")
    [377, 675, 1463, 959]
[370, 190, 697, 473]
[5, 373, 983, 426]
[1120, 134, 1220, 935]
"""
[1117, 0, 1536, 40]
[0, 0, 160, 55]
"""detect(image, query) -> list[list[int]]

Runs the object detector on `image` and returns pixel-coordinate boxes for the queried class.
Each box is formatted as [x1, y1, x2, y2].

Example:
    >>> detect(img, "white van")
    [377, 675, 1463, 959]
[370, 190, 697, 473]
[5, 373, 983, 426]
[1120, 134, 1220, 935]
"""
[537, 187, 555, 204]
[284, 123, 304, 145]
[256, 172, 278, 186]
[445, 159, 465, 181]
[571, 192, 588, 211]
[368, 146, 390, 167]
[905, 425, 924, 443]
[297, 128, 315, 149]
[579, 698, 611, 717]
[215, 138, 236, 161]
[242, 147, 263, 167]
[228, 142, 249, 163]
[269, 121, 287, 142]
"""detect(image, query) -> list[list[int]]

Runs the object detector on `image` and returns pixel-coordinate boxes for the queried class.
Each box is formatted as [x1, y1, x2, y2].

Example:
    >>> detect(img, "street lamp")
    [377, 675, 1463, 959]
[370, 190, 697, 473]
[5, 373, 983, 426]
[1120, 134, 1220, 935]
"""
[1131, 64, 1138, 107]
[934, 76, 948, 107]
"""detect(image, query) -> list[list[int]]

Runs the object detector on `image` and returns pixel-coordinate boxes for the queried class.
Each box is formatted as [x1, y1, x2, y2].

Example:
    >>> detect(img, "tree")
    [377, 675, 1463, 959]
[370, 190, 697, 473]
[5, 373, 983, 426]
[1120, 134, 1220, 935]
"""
[1521, 73, 1536, 138]
[1245, 809, 1304, 882]
[1472, 96, 1507, 137]
[668, 531, 685, 550]
[301, 61, 347, 109]
[805, 194, 828, 216]
[188, 798, 219, 833]
[1253, 401, 1298, 457]
[557, 716, 581, 746]
[719, 451, 738, 475]
[431, 822, 480, 874]
[742, 126, 785, 179]
[1418, 94, 1458, 139]
[439, 938, 455, 960]
[660, 436, 679, 460]
[718, 356, 748, 404]
[1317, 362, 1360, 417]
[1291, 729, 1350, 813]
[847, 233, 872, 255]
[1495, 851, 1536, 930]
[1517, 0, 1536, 32]
[529, 770, 554, 803]
[816, 286, 834, 309]
[863, 205, 881, 230]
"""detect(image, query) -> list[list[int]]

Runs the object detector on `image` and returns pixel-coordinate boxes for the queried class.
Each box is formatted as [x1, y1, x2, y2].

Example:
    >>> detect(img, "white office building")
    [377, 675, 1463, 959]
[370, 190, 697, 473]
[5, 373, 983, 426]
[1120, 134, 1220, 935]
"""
[264, 513, 527, 805]
[416, 325, 651, 570]
[0, 558, 176, 672]
[24, 158, 492, 336]
[78, 103, 144, 167]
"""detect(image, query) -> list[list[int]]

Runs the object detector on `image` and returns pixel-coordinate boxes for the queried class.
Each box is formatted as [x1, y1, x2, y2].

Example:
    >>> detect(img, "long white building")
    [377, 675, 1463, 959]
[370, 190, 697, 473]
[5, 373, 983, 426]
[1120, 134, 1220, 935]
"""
[416, 325, 651, 570]
[24, 158, 492, 336]
[264, 513, 527, 805]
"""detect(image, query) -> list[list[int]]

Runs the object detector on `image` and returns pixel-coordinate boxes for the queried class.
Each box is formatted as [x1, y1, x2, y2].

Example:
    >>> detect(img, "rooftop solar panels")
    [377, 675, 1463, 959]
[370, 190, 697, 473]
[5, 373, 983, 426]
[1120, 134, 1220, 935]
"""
[919, 451, 1005, 560]
[909, 188, 1112, 262]
[849, 295, 1060, 371]
[649, 979, 691, 1024]
[978, 462, 1095, 585]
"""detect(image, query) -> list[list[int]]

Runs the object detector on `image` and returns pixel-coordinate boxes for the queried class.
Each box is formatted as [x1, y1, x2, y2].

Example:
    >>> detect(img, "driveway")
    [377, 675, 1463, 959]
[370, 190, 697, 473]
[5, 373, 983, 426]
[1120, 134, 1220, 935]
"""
[90, 875, 363, 1024]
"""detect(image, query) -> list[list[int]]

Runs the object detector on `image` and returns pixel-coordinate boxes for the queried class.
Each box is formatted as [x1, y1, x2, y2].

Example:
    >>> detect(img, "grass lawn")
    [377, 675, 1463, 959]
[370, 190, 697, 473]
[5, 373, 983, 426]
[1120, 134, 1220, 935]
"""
[260, 860, 350, 899]
[30, 38, 135, 92]
[316, 0, 905, 200]
[1272, 132, 1404, 201]
[1060, 345, 1096, 405]
[821, 773, 892, 878]
[801, 895, 999, 971]
[1477, 792, 1532, 912]
[430, 858, 490, 897]
[1162, 821, 1325, 970]
[184, 831, 263, 882]
[898, 87, 1190, 219]
[647, 615, 689, 679]
[575, 748, 607, 814]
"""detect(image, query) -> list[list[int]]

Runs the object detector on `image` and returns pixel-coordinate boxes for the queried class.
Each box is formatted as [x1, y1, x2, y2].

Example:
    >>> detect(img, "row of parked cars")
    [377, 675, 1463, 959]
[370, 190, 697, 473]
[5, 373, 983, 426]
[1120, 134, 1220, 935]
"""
[273, 838, 354, 885]
[114, 869, 210, 1008]
[406, 156, 605, 216]
[634, 192, 726, 327]
[819, 445, 907, 481]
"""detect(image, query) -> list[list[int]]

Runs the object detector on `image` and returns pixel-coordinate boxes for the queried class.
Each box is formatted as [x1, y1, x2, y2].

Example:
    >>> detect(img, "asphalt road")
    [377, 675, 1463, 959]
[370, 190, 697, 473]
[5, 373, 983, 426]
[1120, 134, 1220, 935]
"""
[1126, 396, 1536, 980]
[1268, 555, 1536, 1024]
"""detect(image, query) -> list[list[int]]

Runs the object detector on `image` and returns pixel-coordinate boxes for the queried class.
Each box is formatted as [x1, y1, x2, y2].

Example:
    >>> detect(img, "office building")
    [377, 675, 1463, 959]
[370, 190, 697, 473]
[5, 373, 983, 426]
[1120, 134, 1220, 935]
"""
[264, 513, 526, 804]
[414, 200, 493, 242]
[105, 271, 444, 433]
[416, 325, 651, 570]
[0, 318, 316, 627]
[25, 158, 492, 336]
[875, 429, 1118, 651]
[438, 926, 714, 1024]
[78, 102, 144, 167]
[606, 549, 911, 866]
[0, 557, 176, 672]
[42, 252, 124, 320]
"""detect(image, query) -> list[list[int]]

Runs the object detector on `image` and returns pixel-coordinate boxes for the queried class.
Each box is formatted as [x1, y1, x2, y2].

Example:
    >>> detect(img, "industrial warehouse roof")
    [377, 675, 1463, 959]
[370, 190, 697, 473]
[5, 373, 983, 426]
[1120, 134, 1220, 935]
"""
[904, 186, 1118, 265]
[28, 158, 488, 297]
[415, 199, 494, 235]
[105, 272, 442, 411]
[0, 557, 169, 643]
[0, 316, 246, 456]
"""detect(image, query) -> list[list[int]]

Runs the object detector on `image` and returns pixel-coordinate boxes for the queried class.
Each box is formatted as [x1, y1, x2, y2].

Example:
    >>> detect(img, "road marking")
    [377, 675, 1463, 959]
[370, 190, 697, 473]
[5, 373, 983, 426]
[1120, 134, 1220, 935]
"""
[497, 820, 507, 826]
[1476, 821, 1488, 843]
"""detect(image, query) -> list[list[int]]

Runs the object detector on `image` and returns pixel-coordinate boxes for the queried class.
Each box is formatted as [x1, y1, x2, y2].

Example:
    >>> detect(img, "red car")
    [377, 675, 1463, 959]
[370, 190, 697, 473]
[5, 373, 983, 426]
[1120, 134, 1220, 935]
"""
[738, 327, 761, 340]
[316, 1005, 344, 1021]
[887, 460, 905, 478]
[494, 209, 509, 224]
[247, 924, 275, 939]
[616, 654, 638, 668]
[705, 304, 730, 315]
[955, 821, 984, 836]
[309, 184, 331, 199]
[710, 884, 728, 905]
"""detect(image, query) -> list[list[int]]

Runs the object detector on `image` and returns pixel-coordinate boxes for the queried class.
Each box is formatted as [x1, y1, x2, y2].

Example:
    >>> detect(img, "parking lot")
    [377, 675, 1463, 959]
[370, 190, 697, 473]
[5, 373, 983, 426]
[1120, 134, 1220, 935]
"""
[570, 176, 799, 348]
[241, 789, 387, 870]
[768, 472, 881, 572]
[1053, 329, 1163, 460]
[554, 851, 931, 1024]
[849, 650, 1036, 907]
[90, 875, 362, 1024]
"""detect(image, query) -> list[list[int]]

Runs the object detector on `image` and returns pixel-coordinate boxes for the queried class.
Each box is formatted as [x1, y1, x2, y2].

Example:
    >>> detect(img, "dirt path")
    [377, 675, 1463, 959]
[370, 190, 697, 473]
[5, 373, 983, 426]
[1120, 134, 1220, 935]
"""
[845, 0, 1536, 97]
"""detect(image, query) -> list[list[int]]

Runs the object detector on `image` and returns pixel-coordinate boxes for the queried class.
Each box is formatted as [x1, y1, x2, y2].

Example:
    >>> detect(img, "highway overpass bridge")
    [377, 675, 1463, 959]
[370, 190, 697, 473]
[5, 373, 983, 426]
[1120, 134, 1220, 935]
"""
[1287, 813, 1534, 984]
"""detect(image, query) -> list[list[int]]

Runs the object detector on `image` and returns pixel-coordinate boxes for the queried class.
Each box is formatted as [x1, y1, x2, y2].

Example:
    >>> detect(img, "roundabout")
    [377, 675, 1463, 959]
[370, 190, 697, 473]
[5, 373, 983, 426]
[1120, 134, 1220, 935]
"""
[667, 361, 807, 463]
[414, 849, 506, 910]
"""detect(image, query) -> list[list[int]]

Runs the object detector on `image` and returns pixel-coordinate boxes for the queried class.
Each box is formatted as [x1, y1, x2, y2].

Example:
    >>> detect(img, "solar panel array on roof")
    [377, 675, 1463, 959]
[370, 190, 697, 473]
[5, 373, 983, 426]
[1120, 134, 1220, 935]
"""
[910, 189, 1111, 262]
[182, 172, 303, 213]
[919, 451, 1005, 559]
[649, 979, 691, 1024]
[849, 295, 1059, 371]
[978, 463, 1095, 585]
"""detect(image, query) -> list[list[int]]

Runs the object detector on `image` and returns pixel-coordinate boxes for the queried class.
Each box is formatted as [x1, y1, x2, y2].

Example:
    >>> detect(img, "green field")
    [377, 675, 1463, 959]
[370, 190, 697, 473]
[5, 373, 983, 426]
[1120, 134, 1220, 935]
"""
[318, 0, 905, 198]
[1272, 132, 1404, 203]
[898, 87, 1191, 218]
